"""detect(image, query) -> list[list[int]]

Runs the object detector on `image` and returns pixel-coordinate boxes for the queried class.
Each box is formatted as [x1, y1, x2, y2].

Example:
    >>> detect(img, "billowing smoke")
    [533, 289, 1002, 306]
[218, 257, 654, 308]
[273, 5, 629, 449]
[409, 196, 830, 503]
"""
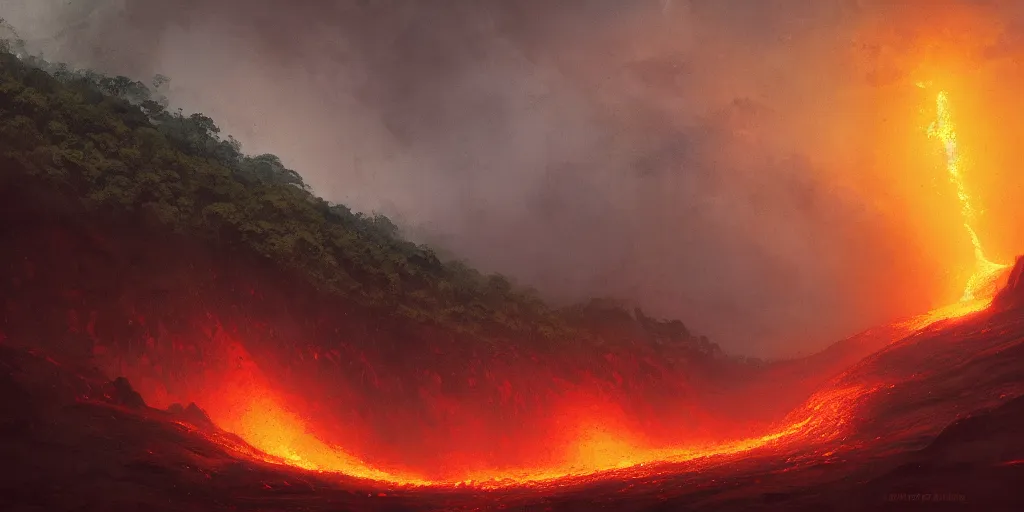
[4, 0, 1024, 357]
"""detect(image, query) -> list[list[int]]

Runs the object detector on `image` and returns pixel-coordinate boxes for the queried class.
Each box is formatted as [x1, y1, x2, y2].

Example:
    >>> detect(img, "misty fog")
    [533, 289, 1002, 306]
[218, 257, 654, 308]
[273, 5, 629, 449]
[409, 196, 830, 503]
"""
[5, 0, 1024, 357]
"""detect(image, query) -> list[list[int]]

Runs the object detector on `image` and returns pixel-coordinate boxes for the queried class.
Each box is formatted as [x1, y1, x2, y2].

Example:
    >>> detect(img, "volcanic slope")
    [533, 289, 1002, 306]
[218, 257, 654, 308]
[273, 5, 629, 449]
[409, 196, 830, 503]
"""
[0, 41, 768, 482]
[2, 262, 1024, 511]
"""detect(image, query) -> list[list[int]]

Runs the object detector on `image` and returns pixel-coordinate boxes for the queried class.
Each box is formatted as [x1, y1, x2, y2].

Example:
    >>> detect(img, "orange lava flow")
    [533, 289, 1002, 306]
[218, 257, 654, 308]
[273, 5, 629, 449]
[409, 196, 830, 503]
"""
[454, 384, 874, 488]
[129, 331, 878, 490]
[136, 331, 887, 490]
[133, 329, 882, 489]
[187, 368, 873, 489]
[165, 341, 435, 485]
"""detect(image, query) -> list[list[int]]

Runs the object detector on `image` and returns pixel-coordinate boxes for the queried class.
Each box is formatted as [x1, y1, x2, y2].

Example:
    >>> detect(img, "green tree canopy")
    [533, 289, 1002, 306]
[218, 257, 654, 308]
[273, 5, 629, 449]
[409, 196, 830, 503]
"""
[0, 40, 728, 361]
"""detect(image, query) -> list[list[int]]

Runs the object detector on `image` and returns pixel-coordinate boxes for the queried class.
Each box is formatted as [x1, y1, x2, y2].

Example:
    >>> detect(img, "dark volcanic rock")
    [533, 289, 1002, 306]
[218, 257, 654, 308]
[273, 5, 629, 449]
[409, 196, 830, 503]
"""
[167, 402, 215, 429]
[993, 255, 1024, 311]
[103, 376, 146, 409]
[920, 393, 1024, 459]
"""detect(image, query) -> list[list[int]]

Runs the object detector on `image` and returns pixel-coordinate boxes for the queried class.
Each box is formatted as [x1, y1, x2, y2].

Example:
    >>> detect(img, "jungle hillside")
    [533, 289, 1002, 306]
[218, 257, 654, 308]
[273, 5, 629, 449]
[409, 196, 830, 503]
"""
[0, 28, 732, 364]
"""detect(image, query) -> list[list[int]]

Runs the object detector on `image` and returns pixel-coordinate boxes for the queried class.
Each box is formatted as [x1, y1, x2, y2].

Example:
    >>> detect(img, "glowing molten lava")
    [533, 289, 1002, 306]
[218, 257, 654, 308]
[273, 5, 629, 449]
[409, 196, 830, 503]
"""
[131, 331, 874, 489]
[186, 370, 871, 489]
[927, 90, 1009, 304]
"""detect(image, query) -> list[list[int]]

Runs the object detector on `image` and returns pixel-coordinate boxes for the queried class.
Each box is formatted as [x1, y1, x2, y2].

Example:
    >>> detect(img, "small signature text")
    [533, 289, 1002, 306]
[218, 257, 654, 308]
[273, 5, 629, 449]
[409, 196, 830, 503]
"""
[886, 492, 967, 503]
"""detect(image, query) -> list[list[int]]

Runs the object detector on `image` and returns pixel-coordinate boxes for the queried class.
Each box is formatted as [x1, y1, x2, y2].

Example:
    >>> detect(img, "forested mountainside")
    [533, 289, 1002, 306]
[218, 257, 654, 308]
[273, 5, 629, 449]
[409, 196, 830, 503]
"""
[0, 24, 802, 471]
[0, 31, 736, 363]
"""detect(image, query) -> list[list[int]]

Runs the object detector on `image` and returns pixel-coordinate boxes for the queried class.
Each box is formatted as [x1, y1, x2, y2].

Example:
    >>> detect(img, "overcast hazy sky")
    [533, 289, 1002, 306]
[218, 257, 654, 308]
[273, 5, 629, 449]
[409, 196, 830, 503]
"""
[5, 0, 1024, 357]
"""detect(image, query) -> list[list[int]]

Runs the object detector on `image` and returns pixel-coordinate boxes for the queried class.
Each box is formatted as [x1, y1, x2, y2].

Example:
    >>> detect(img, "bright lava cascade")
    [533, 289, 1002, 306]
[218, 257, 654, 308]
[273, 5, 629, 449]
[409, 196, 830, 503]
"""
[898, 90, 1009, 331]
[928, 91, 1009, 301]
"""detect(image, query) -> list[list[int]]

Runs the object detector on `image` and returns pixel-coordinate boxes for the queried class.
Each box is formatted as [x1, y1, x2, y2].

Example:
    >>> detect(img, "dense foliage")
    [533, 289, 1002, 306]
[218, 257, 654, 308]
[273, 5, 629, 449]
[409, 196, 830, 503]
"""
[0, 29, 730, 360]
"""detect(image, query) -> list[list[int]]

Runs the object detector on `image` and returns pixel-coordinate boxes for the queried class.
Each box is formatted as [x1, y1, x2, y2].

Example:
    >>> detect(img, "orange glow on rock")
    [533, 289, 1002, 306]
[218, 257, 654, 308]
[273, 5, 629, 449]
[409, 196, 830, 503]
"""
[163, 349, 876, 489]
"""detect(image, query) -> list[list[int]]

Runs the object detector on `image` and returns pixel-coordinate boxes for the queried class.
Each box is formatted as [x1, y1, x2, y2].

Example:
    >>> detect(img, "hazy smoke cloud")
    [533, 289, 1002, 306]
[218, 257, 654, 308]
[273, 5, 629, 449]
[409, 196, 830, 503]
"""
[4, 0, 1024, 357]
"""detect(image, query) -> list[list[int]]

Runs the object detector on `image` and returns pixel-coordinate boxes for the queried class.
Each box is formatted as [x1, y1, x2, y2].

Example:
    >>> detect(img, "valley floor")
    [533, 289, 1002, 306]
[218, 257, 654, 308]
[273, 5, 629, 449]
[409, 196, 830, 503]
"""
[2, 305, 1024, 511]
